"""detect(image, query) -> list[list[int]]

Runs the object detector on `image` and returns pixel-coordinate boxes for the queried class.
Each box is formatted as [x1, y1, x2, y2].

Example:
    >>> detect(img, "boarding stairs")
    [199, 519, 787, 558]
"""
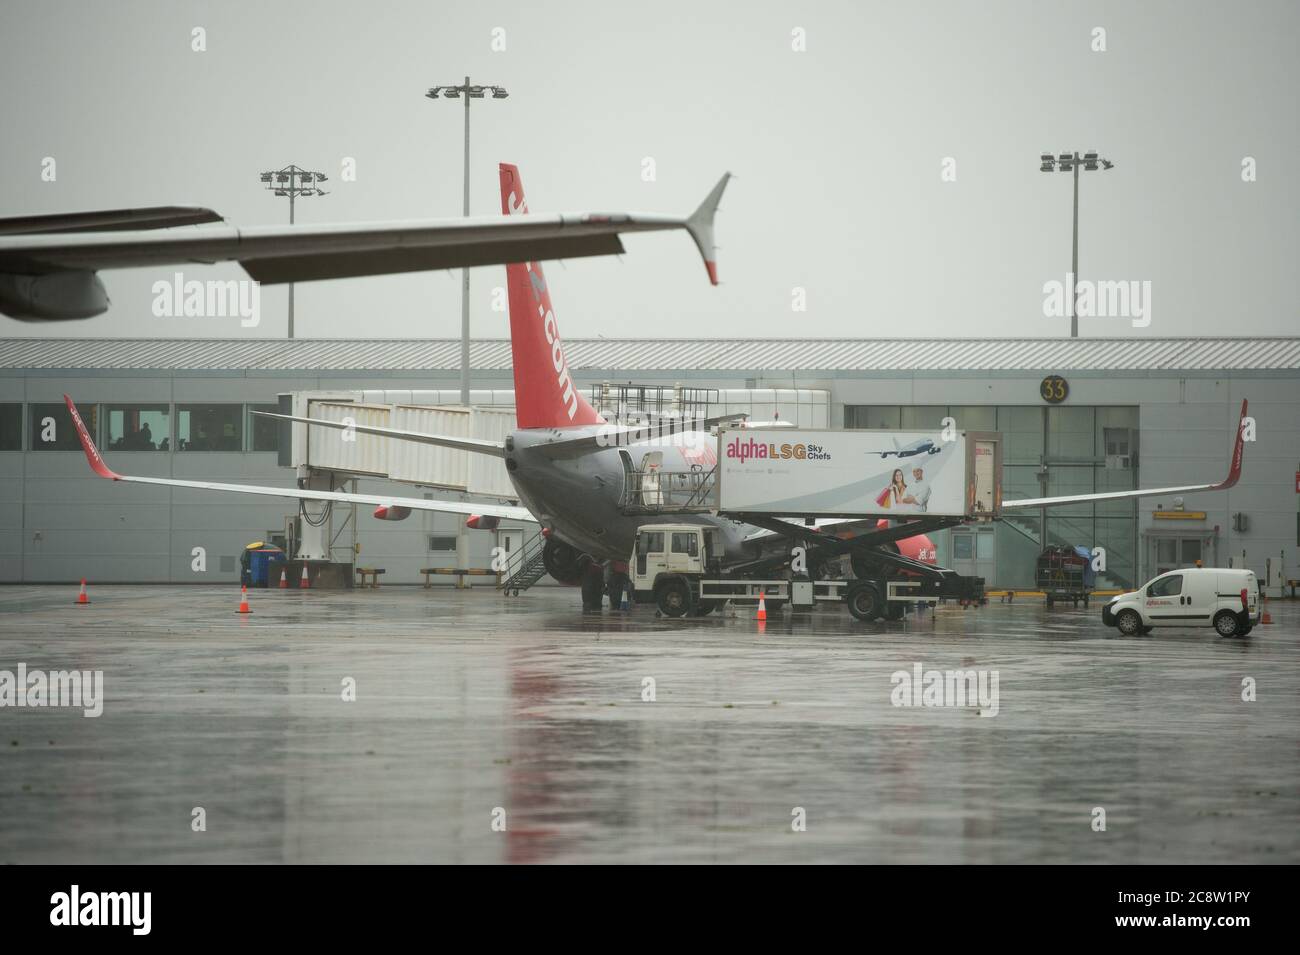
[499, 530, 549, 595]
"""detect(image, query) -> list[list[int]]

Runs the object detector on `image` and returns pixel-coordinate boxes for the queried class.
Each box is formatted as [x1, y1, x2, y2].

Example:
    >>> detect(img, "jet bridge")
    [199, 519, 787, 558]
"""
[279, 391, 516, 497]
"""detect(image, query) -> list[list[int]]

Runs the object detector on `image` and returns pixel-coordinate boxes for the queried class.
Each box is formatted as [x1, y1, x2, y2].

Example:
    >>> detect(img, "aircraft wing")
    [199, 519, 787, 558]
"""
[63, 396, 532, 522]
[0, 173, 730, 320]
[742, 400, 1249, 526]
[0, 205, 224, 236]
[1001, 399, 1247, 510]
[528, 413, 752, 459]
[258, 411, 750, 461]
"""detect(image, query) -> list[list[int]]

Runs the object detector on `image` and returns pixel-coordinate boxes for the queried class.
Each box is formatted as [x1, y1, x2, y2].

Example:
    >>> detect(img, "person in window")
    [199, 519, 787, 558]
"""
[139, 422, 153, 450]
[158, 437, 170, 451]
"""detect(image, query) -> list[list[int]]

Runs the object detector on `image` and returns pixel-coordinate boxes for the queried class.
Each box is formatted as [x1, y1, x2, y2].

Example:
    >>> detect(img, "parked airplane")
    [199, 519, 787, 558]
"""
[65, 164, 1250, 611]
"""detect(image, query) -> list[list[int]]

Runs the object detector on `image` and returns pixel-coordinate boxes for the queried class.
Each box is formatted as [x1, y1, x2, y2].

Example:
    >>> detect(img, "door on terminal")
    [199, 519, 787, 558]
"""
[1152, 536, 1204, 576]
[497, 528, 524, 573]
[951, 527, 996, 583]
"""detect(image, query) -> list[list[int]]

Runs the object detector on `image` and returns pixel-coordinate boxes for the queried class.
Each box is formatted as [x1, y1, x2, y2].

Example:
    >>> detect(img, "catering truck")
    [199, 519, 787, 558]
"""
[715, 427, 1002, 520]
[624, 426, 999, 620]
[629, 522, 986, 620]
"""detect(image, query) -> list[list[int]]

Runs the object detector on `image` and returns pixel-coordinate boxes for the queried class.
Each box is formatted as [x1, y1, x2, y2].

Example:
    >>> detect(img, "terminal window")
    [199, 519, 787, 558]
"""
[177, 404, 242, 451]
[249, 405, 279, 452]
[428, 536, 457, 552]
[0, 404, 20, 450]
[29, 402, 97, 451]
[106, 404, 171, 451]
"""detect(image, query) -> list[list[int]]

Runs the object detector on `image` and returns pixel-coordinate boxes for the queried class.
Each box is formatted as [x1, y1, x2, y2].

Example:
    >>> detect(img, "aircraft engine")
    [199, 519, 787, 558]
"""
[542, 536, 587, 586]
[372, 505, 411, 521]
[0, 270, 110, 320]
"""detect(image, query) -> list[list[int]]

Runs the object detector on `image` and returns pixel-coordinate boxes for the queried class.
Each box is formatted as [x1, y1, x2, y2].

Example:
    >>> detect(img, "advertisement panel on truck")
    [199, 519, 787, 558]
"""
[718, 428, 982, 518]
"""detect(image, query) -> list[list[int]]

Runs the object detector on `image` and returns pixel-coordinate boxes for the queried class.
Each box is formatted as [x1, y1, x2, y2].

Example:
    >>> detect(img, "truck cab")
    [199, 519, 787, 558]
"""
[633, 524, 718, 582]
[632, 524, 723, 615]
[1102, 567, 1260, 637]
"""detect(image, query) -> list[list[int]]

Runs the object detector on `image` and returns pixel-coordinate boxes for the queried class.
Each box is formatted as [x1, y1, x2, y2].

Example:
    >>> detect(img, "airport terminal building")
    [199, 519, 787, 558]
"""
[1, 336, 1296, 593]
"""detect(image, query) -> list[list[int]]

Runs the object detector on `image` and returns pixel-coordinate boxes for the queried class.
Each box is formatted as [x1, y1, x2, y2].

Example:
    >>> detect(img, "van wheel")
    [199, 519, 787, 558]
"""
[655, 577, 693, 618]
[846, 583, 881, 622]
[1115, 609, 1143, 635]
[1213, 610, 1241, 637]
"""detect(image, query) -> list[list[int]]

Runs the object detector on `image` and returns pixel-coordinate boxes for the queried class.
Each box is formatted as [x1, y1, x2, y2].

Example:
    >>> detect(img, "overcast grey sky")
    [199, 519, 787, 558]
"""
[1, 0, 1296, 340]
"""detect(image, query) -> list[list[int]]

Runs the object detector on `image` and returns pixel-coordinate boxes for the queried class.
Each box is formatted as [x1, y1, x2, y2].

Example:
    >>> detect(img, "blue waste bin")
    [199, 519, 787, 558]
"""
[248, 548, 285, 588]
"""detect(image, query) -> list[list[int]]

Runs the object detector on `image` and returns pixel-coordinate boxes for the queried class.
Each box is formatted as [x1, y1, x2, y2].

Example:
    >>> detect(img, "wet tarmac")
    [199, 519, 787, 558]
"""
[1, 584, 1296, 864]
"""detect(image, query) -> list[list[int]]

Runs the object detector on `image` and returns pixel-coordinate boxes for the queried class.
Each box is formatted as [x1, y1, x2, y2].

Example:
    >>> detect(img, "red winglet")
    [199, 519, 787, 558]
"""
[63, 394, 121, 480]
[1212, 398, 1247, 490]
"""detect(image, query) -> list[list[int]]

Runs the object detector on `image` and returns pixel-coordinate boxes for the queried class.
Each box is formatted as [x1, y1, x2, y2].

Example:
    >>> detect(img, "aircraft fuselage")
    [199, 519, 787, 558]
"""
[505, 426, 755, 563]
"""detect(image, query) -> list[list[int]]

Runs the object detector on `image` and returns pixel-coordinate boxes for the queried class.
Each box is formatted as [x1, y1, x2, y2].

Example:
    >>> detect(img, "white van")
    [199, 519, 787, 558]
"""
[1102, 567, 1259, 637]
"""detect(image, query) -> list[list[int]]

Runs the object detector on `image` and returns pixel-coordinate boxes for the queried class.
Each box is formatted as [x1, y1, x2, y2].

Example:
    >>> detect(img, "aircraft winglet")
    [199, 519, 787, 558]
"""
[686, 172, 730, 285]
[64, 394, 121, 480]
[1212, 398, 1248, 490]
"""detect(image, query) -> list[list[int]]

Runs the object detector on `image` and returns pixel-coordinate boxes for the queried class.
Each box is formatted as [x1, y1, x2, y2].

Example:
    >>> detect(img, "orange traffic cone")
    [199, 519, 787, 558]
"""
[236, 584, 252, 615]
[300, 565, 310, 590]
[756, 593, 767, 622]
[279, 565, 289, 589]
[75, 578, 90, 605]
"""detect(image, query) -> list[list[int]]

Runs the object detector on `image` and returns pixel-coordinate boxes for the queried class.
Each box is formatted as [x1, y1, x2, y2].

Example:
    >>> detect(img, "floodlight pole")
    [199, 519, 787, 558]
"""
[258, 164, 328, 339]
[1071, 158, 1080, 339]
[461, 75, 471, 407]
[427, 78, 509, 406]
[288, 188, 296, 339]
[1039, 151, 1112, 338]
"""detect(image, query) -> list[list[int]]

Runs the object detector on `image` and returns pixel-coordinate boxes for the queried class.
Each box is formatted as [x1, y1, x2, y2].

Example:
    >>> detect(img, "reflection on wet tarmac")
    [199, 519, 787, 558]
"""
[0, 585, 1296, 863]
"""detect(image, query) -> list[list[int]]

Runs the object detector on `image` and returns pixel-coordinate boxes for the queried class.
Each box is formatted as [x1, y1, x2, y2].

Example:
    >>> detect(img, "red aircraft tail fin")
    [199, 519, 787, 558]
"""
[498, 163, 604, 430]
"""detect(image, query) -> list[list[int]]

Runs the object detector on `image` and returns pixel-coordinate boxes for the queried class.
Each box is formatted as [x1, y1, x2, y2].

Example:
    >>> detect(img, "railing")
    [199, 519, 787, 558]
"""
[499, 529, 548, 592]
[620, 466, 718, 513]
[589, 382, 718, 422]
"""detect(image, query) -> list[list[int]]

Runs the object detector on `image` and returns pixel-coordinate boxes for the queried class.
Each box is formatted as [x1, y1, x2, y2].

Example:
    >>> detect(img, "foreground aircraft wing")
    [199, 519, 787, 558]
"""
[64, 396, 531, 522]
[1001, 399, 1247, 509]
[0, 205, 224, 236]
[0, 173, 730, 320]
[254, 411, 505, 457]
